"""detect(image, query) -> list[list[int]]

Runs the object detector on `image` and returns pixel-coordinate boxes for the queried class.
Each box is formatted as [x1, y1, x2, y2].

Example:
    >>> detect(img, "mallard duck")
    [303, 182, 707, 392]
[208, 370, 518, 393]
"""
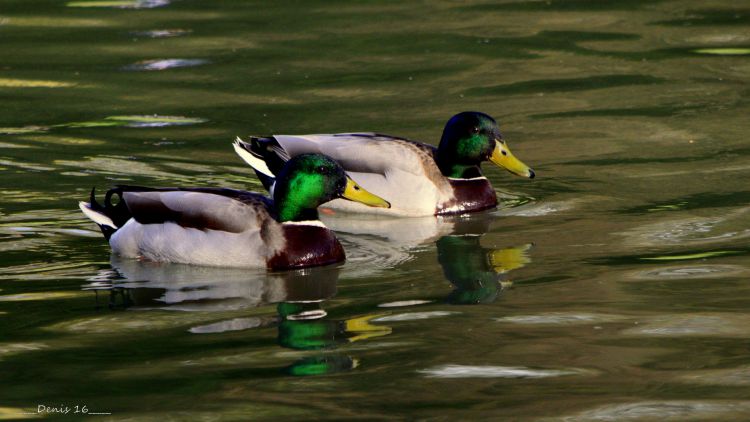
[78, 154, 390, 270]
[233, 111, 534, 217]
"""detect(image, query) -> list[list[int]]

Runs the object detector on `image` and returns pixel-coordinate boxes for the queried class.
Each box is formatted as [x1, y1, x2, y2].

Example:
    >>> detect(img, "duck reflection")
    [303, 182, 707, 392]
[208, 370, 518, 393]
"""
[437, 218, 532, 305]
[84, 258, 391, 376]
[89, 256, 334, 312]
[324, 212, 532, 305]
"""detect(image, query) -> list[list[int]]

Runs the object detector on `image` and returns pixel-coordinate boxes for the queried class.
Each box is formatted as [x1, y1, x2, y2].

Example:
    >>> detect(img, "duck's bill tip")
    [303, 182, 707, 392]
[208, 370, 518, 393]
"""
[342, 177, 391, 208]
[490, 140, 535, 179]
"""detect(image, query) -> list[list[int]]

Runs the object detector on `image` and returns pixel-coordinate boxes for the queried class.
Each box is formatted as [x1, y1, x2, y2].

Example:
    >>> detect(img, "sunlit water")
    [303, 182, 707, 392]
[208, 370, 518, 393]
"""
[2, 0, 750, 420]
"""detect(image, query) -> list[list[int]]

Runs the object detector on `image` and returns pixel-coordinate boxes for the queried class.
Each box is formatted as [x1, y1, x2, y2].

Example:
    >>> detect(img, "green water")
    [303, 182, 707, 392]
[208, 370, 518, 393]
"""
[2, 0, 750, 420]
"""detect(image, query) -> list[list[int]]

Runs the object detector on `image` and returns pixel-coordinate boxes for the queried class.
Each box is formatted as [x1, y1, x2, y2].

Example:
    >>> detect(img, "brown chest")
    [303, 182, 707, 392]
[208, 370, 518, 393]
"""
[436, 178, 498, 215]
[266, 224, 345, 270]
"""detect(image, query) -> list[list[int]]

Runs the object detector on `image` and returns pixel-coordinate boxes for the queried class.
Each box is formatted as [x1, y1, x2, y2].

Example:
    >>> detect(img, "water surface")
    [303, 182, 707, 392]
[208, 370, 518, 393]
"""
[2, 0, 750, 420]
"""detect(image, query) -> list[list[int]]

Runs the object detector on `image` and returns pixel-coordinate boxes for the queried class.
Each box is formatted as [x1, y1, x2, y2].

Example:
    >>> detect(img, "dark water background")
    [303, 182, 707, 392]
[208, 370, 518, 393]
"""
[2, 0, 750, 420]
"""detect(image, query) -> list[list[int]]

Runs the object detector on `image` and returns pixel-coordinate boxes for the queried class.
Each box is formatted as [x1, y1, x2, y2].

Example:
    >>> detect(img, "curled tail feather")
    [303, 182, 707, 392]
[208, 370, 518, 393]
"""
[79, 187, 132, 240]
[233, 137, 286, 192]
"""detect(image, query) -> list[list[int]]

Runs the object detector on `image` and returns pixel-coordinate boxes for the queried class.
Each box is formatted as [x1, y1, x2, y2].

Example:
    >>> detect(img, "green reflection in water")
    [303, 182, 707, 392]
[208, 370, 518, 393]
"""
[438, 235, 531, 305]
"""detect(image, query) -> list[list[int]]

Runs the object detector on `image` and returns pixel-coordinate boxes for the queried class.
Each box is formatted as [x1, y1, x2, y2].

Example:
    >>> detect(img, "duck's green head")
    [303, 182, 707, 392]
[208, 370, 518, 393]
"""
[274, 153, 390, 222]
[436, 111, 535, 179]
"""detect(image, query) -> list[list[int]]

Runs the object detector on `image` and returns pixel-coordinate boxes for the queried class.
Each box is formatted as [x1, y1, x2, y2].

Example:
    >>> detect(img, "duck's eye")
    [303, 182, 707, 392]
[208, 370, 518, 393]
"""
[471, 127, 480, 134]
[317, 165, 327, 173]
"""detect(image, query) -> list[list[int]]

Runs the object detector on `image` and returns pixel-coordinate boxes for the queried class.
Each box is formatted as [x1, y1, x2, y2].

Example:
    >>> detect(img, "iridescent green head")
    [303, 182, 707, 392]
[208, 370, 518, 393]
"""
[273, 154, 390, 222]
[436, 111, 535, 179]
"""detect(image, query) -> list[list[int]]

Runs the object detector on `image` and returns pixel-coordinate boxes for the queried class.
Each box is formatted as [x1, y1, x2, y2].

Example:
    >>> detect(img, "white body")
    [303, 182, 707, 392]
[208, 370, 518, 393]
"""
[79, 190, 308, 268]
[109, 219, 269, 267]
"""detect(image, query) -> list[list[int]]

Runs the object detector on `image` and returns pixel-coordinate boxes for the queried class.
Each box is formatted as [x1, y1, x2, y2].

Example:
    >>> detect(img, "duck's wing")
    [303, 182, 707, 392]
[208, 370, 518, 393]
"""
[235, 133, 439, 178]
[279, 133, 439, 176]
[80, 186, 274, 237]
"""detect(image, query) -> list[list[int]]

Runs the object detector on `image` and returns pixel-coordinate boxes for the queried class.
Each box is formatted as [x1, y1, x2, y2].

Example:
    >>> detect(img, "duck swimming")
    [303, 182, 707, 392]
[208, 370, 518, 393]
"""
[78, 154, 390, 270]
[234, 111, 535, 217]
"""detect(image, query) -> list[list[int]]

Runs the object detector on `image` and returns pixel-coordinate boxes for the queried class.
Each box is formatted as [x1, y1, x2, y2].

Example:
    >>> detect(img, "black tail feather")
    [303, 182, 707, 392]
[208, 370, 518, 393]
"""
[249, 137, 289, 179]
[89, 187, 103, 212]
[249, 136, 288, 175]
[238, 137, 287, 192]
[86, 186, 133, 240]
[255, 171, 275, 192]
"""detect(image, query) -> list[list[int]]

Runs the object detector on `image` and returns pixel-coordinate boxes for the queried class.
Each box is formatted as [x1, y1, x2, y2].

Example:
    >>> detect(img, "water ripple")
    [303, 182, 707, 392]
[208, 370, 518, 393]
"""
[680, 366, 750, 386]
[623, 314, 750, 337]
[559, 401, 750, 421]
[620, 212, 750, 247]
[419, 364, 588, 379]
[130, 29, 191, 38]
[0, 292, 88, 302]
[494, 200, 573, 217]
[189, 317, 265, 334]
[67, 0, 170, 9]
[0, 342, 49, 360]
[495, 312, 627, 325]
[378, 300, 433, 308]
[0, 126, 47, 135]
[123, 59, 209, 71]
[373, 311, 457, 322]
[631, 265, 747, 280]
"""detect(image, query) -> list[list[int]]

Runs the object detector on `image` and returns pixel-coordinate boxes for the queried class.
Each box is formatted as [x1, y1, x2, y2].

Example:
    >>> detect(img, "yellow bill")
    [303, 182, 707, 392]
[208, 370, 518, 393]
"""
[344, 314, 393, 343]
[342, 177, 391, 208]
[489, 139, 535, 178]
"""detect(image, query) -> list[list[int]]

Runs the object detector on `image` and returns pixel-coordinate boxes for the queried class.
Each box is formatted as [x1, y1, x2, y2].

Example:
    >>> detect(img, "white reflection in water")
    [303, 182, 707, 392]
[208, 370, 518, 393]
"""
[123, 59, 209, 71]
[680, 366, 750, 386]
[373, 311, 457, 322]
[621, 210, 750, 247]
[623, 314, 750, 337]
[0, 141, 32, 148]
[189, 317, 264, 334]
[560, 401, 750, 421]
[494, 200, 572, 217]
[419, 364, 585, 379]
[68, 0, 170, 9]
[112, 115, 207, 128]
[378, 300, 433, 308]
[0, 342, 49, 358]
[631, 265, 746, 280]
[325, 214, 458, 278]
[84, 256, 333, 312]
[0, 126, 48, 135]
[495, 312, 627, 325]
[130, 29, 191, 38]
[0, 158, 54, 172]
